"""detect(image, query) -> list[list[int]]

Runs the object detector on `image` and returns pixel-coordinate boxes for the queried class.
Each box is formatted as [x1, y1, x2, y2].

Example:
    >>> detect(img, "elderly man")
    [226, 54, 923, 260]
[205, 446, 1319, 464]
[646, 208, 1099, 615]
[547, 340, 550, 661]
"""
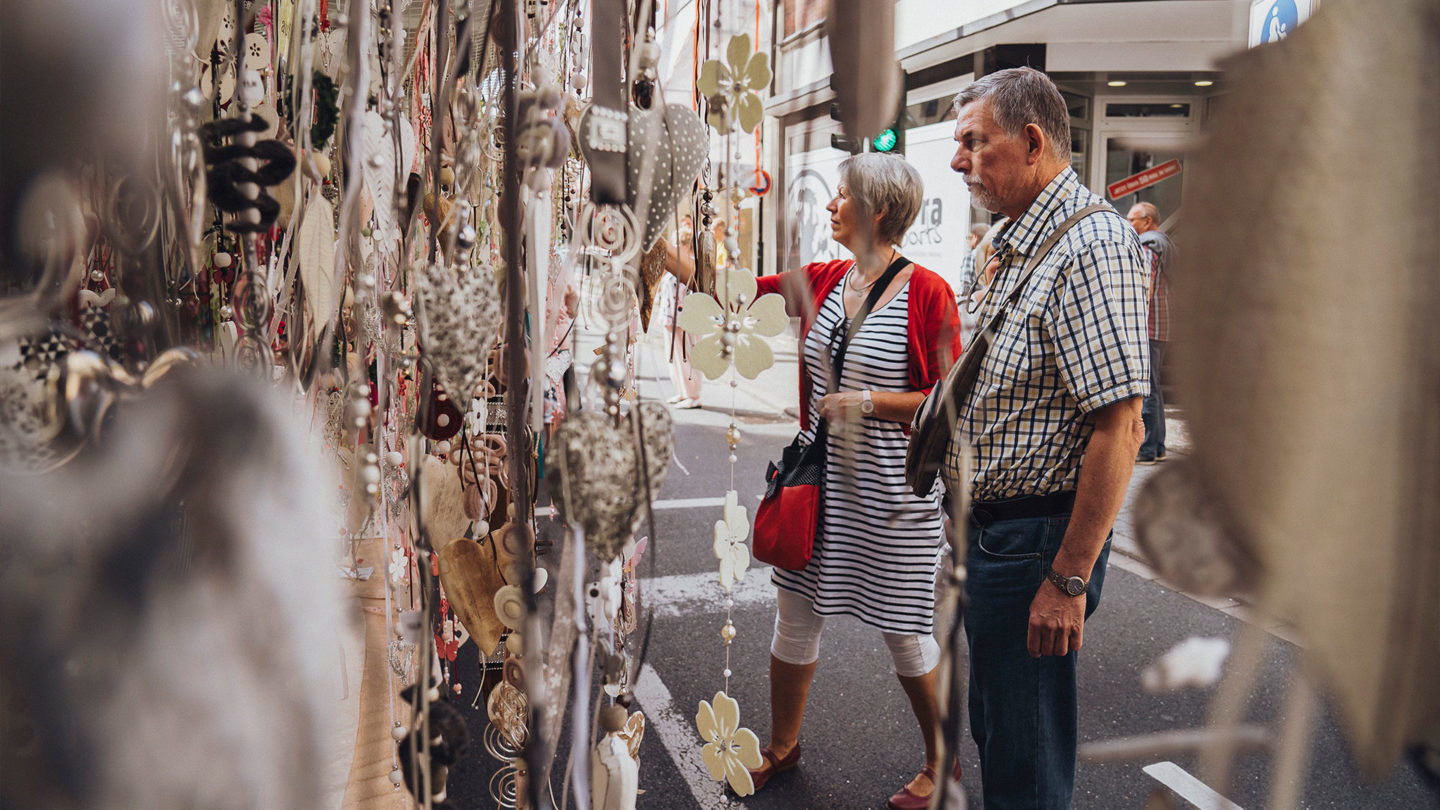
[945, 68, 1149, 808]
[1126, 201, 1174, 463]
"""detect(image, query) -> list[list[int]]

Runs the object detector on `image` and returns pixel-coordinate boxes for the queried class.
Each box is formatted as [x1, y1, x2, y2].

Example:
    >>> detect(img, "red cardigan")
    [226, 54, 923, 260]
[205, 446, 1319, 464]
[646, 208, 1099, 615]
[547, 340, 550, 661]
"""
[756, 259, 963, 430]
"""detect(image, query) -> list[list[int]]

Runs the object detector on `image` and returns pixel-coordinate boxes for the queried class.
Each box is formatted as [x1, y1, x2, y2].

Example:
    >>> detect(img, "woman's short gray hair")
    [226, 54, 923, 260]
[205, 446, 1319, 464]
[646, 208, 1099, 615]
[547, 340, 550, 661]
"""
[837, 152, 924, 246]
[952, 67, 1071, 163]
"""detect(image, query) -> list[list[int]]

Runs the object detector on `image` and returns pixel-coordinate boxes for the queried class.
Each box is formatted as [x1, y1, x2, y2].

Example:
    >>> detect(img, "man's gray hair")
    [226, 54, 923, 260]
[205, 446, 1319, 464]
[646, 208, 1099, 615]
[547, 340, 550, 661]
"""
[952, 67, 1071, 163]
[837, 152, 925, 246]
[1131, 201, 1160, 222]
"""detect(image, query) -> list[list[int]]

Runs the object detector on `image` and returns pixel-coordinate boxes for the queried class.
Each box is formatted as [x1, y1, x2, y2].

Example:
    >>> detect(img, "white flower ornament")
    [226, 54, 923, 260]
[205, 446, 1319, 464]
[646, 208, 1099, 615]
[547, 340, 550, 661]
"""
[695, 691, 763, 796]
[676, 268, 787, 381]
[696, 34, 772, 134]
[713, 490, 751, 591]
[389, 546, 409, 585]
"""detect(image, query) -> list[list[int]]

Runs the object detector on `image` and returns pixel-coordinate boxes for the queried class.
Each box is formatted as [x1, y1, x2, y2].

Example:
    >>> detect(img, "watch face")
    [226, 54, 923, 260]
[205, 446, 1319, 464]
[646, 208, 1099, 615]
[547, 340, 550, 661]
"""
[1065, 577, 1085, 597]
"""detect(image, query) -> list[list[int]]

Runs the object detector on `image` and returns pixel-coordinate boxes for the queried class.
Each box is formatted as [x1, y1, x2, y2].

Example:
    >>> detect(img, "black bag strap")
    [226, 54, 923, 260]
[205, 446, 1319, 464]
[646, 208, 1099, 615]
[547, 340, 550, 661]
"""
[826, 253, 910, 395]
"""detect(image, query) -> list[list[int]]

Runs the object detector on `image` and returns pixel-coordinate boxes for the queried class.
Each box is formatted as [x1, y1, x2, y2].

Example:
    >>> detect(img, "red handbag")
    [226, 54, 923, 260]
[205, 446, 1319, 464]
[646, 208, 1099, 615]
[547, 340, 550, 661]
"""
[752, 256, 910, 570]
[752, 422, 827, 570]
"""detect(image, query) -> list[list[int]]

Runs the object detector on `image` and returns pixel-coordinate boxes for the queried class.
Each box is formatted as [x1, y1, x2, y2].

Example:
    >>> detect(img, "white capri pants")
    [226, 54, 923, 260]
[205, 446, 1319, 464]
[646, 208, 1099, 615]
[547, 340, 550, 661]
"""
[770, 588, 940, 678]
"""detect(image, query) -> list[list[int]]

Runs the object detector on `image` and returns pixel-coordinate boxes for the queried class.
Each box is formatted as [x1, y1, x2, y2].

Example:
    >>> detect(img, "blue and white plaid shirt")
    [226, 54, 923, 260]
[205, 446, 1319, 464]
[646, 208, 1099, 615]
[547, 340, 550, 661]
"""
[944, 168, 1150, 501]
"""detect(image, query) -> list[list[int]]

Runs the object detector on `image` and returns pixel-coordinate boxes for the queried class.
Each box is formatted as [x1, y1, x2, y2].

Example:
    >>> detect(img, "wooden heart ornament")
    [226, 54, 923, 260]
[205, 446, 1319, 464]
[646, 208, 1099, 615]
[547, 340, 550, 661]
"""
[576, 104, 709, 251]
[436, 536, 508, 654]
[549, 402, 673, 560]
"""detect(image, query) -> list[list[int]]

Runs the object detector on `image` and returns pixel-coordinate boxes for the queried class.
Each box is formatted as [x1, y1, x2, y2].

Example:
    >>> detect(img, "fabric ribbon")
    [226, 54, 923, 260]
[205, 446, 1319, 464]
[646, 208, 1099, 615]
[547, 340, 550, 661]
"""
[586, 0, 627, 205]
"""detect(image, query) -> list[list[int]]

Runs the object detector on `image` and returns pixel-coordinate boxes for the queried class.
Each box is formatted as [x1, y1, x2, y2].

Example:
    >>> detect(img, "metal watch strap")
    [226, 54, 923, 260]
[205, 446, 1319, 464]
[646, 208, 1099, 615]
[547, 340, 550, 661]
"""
[1046, 566, 1087, 597]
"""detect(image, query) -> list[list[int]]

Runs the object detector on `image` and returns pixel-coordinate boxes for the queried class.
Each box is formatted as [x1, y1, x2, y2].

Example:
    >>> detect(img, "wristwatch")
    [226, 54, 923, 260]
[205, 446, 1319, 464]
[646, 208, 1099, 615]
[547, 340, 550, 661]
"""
[860, 390, 875, 415]
[1046, 567, 1087, 597]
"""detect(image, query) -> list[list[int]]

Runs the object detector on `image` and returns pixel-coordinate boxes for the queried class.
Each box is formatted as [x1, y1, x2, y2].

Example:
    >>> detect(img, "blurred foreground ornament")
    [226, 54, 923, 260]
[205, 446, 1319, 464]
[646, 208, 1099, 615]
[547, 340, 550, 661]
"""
[1, 341, 199, 473]
[1147, 0, 1440, 779]
[824, 0, 901, 140]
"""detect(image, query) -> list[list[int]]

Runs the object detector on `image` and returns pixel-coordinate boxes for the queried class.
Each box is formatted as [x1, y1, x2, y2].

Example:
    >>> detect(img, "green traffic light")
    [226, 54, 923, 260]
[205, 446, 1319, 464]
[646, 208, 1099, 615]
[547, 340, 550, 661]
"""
[872, 128, 899, 152]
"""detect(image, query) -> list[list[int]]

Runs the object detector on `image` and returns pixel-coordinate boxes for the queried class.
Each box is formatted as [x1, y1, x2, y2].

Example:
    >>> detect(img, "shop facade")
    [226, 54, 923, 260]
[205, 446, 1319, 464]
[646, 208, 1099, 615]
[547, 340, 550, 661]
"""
[762, 0, 1269, 284]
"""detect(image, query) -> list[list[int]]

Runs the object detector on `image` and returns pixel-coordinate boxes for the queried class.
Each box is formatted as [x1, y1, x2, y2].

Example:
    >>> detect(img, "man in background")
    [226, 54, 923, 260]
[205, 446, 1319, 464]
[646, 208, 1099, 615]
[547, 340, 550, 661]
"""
[1126, 202, 1173, 464]
[957, 222, 991, 301]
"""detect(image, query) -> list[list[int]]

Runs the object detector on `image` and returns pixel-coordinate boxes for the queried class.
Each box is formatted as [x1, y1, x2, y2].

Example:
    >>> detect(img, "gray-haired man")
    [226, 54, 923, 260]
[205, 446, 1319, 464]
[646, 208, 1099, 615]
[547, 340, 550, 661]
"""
[946, 67, 1149, 808]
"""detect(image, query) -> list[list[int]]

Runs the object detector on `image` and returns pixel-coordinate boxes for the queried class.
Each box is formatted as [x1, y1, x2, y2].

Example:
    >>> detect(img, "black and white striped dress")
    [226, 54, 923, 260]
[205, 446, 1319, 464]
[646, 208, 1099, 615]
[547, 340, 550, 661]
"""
[772, 276, 946, 635]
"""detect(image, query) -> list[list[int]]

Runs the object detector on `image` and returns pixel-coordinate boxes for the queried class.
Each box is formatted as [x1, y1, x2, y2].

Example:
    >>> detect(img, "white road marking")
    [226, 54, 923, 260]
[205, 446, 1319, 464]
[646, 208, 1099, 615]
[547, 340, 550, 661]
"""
[633, 662, 738, 810]
[640, 566, 776, 617]
[536, 495, 725, 519]
[1143, 761, 1245, 810]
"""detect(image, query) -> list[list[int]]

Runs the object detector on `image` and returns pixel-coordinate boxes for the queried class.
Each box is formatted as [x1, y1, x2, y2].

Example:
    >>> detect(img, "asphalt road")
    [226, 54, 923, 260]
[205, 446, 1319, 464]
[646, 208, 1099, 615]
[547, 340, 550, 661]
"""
[444, 327, 1436, 809]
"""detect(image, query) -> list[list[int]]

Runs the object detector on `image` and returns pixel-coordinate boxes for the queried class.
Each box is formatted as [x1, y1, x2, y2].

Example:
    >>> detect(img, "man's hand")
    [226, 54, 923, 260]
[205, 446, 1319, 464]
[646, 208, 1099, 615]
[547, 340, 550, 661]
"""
[1027, 582, 1085, 657]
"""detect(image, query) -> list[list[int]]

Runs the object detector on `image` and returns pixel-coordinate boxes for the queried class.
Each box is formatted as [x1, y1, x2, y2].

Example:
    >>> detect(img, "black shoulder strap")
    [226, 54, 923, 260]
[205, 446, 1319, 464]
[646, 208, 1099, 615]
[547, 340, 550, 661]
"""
[828, 254, 910, 395]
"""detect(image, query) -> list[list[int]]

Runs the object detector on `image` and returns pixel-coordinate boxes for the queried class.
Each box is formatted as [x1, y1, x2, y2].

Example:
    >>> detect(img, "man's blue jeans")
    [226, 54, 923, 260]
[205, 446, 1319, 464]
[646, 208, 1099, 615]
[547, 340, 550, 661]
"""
[1139, 339, 1167, 459]
[965, 512, 1111, 809]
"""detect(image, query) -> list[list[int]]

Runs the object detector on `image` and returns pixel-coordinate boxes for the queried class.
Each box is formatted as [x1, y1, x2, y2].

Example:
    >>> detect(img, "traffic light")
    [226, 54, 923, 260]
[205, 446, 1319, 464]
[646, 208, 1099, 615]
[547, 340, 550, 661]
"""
[829, 103, 862, 153]
[871, 98, 906, 154]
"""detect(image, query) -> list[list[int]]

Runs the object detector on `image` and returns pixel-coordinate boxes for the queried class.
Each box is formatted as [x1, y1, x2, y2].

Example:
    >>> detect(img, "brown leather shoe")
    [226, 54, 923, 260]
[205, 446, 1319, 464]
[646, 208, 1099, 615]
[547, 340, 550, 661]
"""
[746, 744, 801, 792]
[886, 761, 963, 810]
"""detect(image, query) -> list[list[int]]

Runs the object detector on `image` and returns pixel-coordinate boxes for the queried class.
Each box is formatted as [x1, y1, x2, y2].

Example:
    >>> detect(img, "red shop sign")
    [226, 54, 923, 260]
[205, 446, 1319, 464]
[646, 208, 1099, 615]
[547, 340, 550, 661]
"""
[1107, 159, 1182, 199]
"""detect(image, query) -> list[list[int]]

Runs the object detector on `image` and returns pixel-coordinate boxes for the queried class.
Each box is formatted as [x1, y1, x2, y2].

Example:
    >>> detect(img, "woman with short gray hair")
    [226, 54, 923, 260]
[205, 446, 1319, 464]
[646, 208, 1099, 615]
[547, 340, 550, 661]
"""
[660, 151, 964, 808]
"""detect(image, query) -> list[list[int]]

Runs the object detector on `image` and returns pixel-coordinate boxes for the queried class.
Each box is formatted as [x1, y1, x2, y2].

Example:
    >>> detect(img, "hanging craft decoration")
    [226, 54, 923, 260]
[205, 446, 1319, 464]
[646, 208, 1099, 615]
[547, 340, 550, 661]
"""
[436, 533, 509, 654]
[626, 105, 710, 251]
[415, 261, 502, 404]
[695, 691, 764, 796]
[199, 116, 297, 234]
[713, 489, 751, 591]
[549, 401, 674, 561]
[362, 108, 417, 243]
[296, 196, 337, 343]
[676, 268, 788, 380]
[696, 34, 772, 135]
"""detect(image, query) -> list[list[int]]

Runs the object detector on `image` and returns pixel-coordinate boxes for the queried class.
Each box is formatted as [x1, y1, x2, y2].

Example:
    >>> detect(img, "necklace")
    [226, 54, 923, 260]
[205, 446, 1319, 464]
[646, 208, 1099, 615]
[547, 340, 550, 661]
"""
[848, 250, 900, 292]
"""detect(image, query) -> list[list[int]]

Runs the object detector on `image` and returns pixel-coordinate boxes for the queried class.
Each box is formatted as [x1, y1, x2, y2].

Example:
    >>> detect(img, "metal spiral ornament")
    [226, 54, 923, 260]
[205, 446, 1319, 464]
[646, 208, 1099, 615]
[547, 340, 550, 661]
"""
[577, 202, 641, 265]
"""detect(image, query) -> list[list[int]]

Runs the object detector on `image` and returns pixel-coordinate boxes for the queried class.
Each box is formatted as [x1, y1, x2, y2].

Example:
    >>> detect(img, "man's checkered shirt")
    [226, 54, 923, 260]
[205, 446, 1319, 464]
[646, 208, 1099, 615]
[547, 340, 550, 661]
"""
[943, 168, 1150, 501]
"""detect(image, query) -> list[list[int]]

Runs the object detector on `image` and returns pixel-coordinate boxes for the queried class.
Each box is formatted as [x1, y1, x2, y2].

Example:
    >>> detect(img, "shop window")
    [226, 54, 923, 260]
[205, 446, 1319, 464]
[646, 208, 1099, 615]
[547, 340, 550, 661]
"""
[1070, 128, 1090, 186]
[1105, 102, 1191, 119]
[1062, 91, 1090, 123]
[905, 97, 958, 129]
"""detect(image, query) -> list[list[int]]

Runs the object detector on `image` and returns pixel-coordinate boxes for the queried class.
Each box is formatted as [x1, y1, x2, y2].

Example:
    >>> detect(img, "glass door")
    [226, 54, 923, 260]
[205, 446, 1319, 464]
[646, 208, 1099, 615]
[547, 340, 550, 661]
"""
[1102, 136, 1186, 223]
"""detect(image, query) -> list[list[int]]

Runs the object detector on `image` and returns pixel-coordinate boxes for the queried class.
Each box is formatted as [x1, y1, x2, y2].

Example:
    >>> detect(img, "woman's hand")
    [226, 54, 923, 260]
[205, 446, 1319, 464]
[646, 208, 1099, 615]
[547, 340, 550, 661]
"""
[816, 391, 864, 423]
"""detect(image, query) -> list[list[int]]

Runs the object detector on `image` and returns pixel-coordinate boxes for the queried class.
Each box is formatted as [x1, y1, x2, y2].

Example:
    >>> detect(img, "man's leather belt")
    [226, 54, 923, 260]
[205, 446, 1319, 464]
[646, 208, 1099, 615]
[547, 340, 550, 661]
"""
[970, 491, 1077, 526]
